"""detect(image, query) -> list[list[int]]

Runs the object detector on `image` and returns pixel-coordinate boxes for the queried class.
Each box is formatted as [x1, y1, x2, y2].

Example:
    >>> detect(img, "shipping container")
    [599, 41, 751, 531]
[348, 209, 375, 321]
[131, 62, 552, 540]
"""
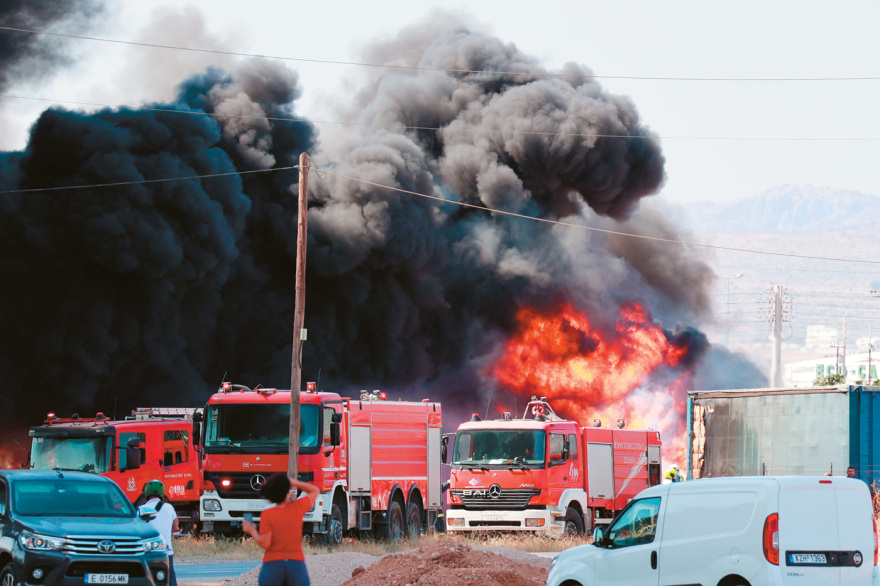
[687, 385, 880, 484]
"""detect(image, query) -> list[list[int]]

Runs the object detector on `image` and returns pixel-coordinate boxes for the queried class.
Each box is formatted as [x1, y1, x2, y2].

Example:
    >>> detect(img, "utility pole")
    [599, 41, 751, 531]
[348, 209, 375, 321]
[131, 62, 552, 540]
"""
[841, 315, 847, 380]
[770, 285, 784, 387]
[289, 152, 309, 478]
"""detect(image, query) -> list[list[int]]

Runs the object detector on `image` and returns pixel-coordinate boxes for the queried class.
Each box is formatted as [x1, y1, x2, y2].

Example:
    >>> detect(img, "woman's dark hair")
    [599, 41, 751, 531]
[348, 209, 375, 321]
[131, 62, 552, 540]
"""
[258, 473, 291, 504]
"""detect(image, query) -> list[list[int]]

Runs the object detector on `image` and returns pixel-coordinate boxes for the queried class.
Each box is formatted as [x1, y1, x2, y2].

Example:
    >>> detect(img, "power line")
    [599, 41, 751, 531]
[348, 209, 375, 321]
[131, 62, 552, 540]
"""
[4, 158, 880, 266]
[4, 94, 880, 143]
[5, 26, 880, 83]
[0, 166, 297, 194]
[312, 167, 880, 266]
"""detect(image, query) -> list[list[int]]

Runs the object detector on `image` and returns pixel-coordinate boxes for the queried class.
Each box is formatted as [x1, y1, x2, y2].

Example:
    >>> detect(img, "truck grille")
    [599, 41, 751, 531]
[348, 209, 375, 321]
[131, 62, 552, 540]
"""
[67, 562, 146, 578]
[451, 489, 541, 510]
[205, 471, 314, 499]
[63, 537, 144, 555]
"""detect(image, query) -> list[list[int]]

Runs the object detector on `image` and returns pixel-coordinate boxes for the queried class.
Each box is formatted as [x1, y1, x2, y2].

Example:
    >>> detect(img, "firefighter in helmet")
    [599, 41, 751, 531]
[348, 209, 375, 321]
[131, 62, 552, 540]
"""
[664, 465, 683, 483]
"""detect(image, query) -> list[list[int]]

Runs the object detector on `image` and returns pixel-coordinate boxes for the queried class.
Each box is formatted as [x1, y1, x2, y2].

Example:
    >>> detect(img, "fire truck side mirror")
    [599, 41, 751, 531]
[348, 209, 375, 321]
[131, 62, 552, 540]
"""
[123, 437, 142, 471]
[330, 421, 341, 446]
[440, 435, 449, 464]
[192, 421, 201, 448]
[562, 438, 570, 461]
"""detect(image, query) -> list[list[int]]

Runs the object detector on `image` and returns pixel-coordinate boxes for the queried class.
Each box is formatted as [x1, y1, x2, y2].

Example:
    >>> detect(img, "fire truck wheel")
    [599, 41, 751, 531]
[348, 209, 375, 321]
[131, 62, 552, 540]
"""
[1, 563, 16, 586]
[379, 501, 405, 541]
[322, 504, 344, 546]
[564, 507, 585, 537]
[405, 502, 421, 538]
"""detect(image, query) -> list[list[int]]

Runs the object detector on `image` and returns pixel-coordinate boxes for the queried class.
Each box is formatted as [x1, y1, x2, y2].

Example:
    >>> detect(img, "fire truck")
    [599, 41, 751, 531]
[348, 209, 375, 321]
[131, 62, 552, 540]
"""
[28, 407, 202, 530]
[444, 396, 662, 537]
[197, 382, 443, 543]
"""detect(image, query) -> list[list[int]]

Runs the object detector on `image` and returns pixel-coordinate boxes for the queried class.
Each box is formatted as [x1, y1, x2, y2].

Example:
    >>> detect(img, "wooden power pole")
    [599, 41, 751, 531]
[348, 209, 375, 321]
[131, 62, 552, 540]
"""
[289, 152, 309, 478]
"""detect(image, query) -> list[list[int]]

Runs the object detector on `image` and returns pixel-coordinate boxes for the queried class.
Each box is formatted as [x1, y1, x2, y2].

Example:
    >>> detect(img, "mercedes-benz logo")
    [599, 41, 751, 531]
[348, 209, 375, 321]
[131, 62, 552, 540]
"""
[488, 484, 502, 498]
[250, 474, 266, 490]
[97, 540, 116, 553]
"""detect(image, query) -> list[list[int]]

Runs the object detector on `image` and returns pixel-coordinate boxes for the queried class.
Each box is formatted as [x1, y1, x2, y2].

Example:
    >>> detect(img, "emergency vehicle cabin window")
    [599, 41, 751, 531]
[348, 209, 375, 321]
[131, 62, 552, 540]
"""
[323, 408, 335, 446]
[568, 434, 578, 461]
[117, 432, 146, 469]
[0, 481, 6, 516]
[549, 433, 566, 466]
[163, 430, 189, 466]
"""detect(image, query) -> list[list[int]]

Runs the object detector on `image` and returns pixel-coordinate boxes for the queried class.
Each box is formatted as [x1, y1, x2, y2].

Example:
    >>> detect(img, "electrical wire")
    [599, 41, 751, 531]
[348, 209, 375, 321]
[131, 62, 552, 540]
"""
[312, 166, 880, 266]
[0, 166, 298, 194]
[4, 94, 879, 142]
[5, 26, 880, 83]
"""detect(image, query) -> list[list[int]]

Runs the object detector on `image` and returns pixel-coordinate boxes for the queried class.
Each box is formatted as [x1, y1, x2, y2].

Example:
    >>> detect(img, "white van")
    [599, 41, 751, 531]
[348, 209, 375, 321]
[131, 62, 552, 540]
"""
[546, 476, 879, 586]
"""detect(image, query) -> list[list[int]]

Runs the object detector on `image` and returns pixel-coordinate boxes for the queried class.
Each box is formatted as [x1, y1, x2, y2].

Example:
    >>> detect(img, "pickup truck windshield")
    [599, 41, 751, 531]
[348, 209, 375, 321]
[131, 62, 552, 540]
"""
[13, 479, 135, 517]
[203, 403, 320, 451]
[30, 436, 111, 473]
[453, 429, 546, 466]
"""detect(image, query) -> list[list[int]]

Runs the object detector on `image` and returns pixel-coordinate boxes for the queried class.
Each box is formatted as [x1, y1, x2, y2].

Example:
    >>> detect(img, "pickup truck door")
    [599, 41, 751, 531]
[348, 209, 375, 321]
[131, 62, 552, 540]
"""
[594, 496, 663, 585]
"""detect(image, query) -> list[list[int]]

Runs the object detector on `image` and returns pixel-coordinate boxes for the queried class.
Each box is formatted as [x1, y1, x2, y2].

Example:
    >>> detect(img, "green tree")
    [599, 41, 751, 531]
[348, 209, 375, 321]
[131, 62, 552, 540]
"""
[813, 373, 846, 386]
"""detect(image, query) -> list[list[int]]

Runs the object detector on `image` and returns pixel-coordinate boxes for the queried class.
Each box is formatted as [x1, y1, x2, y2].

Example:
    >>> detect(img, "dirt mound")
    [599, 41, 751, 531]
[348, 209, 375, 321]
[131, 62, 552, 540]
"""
[341, 540, 549, 586]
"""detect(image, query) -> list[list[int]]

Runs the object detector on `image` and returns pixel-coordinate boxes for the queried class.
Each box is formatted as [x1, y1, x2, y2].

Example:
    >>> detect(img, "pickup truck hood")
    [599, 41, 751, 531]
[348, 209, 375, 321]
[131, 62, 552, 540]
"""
[18, 516, 159, 540]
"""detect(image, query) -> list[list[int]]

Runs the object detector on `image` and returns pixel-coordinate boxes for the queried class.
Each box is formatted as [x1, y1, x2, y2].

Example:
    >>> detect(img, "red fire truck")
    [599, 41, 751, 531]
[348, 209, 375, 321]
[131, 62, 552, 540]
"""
[28, 407, 202, 530]
[197, 383, 443, 543]
[444, 397, 662, 537]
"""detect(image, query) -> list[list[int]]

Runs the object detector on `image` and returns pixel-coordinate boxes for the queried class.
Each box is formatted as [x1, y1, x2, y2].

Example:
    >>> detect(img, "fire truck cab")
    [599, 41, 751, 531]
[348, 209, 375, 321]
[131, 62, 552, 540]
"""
[197, 382, 443, 543]
[445, 397, 662, 537]
[29, 407, 202, 530]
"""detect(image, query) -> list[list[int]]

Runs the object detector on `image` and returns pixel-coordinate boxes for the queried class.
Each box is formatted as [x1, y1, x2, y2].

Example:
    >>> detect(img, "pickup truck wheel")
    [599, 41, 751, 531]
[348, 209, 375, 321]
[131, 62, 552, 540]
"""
[1, 563, 16, 586]
[322, 504, 344, 546]
[564, 508, 585, 537]
[379, 501, 404, 541]
[405, 502, 421, 538]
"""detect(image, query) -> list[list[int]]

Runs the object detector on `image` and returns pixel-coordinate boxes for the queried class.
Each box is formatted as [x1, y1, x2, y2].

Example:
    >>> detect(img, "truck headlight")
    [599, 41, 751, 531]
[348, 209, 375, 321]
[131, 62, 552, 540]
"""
[141, 537, 167, 552]
[525, 518, 545, 527]
[19, 531, 65, 551]
[448, 518, 465, 527]
[203, 499, 222, 511]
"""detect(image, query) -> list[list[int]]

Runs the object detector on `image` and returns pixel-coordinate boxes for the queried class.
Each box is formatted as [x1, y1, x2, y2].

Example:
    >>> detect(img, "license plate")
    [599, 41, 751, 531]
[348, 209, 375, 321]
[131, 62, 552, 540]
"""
[482, 514, 504, 521]
[790, 553, 827, 565]
[246, 502, 269, 510]
[85, 574, 129, 584]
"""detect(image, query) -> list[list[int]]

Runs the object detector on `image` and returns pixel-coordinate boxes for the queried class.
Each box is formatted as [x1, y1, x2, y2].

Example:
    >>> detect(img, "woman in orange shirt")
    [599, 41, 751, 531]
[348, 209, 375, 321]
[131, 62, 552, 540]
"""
[242, 473, 320, 586]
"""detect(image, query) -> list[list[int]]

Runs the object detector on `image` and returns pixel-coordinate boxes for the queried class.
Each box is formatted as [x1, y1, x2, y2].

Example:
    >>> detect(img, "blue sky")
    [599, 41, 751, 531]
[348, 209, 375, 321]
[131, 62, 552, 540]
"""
[4, 0, 880, 204]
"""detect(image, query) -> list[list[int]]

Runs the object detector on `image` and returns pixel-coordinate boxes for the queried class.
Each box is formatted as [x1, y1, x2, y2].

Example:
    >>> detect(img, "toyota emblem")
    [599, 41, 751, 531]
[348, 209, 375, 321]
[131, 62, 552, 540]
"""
[250, 474, 267, 490]
[488, 484, 502, 498]
[97, 540, 116, 553]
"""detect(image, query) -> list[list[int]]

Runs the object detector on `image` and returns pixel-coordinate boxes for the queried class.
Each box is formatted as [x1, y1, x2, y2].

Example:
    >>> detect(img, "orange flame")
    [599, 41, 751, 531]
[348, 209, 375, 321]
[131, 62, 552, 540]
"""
[493, 301, 691, 467]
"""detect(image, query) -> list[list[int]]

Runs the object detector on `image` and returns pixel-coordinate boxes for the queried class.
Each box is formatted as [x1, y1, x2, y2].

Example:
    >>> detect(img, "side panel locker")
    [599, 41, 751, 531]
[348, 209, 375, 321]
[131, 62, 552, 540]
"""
[587, 443, 614, 499]
[349, 426, 372, 492]
[427, 426, 441, 508]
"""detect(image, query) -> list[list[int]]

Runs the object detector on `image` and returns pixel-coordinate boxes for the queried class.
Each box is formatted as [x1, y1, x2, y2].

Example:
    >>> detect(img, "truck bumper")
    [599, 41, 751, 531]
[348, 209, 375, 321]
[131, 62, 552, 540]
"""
[199, 490, 272, 524]
[444, 509, 564, 537]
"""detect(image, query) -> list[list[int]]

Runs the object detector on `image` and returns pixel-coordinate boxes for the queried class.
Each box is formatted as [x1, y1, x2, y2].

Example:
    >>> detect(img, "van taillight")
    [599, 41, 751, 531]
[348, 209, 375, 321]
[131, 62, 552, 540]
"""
[763, 513, 779, 565]
[873, 515, 878, 566]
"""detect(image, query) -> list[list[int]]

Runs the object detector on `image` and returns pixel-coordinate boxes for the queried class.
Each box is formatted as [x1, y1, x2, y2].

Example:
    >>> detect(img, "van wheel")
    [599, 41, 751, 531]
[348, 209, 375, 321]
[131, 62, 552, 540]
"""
[564, 508, 585, 536]
[379, 501, 404, 541]
[322, 504, 344, 546]
[1, 563, 16, 586]
[405, 502, 421, 538]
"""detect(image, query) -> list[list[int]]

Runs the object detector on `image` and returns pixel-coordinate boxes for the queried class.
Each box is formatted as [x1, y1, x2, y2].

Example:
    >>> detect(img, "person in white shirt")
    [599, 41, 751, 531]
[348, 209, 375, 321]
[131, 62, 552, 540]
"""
[142, 479, 179, 586]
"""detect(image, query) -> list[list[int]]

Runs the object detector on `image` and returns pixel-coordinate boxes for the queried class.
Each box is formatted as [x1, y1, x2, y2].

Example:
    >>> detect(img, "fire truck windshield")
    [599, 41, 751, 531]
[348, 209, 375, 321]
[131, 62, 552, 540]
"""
[453, 429, 546, 467]
[30, 436, 111, 473]
[203, 403, 321, 454]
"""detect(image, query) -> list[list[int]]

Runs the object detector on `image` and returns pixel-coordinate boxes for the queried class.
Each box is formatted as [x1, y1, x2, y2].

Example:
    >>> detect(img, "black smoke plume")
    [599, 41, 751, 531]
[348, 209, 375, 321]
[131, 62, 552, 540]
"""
[0, 0, 104, 93]
[0, 19, 763, 434]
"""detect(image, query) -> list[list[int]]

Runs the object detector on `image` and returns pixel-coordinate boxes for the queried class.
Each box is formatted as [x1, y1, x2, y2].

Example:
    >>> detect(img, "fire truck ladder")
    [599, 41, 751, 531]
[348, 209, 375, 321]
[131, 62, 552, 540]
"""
[128, 407, 203, 421]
